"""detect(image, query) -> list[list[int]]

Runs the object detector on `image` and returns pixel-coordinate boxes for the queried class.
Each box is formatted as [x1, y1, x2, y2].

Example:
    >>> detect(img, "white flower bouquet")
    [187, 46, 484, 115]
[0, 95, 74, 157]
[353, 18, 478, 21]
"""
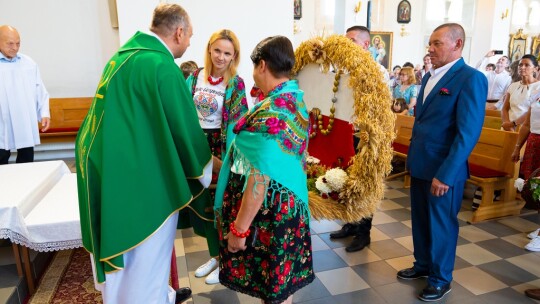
[315, 168, 348, 202]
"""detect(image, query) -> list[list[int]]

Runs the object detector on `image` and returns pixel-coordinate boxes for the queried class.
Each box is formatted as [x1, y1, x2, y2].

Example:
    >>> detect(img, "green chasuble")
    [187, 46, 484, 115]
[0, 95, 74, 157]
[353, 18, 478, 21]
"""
[75, 32, 212, 283]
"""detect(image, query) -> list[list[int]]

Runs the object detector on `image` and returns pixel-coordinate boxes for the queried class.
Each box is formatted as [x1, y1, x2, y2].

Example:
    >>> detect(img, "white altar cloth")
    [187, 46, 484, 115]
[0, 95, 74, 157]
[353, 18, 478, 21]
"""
[0, 161, 81, 251]
[25, 173, 82, 251]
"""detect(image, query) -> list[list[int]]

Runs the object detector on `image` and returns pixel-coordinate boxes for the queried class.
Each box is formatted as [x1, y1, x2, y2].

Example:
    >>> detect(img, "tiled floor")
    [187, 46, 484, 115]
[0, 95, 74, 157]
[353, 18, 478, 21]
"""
[174, 179, 540, 304]
[1, 159, 539, 303]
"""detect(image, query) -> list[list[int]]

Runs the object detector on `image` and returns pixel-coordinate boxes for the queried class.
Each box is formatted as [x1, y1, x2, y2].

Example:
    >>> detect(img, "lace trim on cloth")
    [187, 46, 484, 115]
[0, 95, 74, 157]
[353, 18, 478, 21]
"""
[1, 229, 82, 252]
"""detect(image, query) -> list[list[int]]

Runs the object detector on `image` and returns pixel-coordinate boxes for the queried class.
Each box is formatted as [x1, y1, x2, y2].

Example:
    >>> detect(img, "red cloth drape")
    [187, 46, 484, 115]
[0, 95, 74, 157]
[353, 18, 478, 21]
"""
[170, 248, 179, 289]
[308, 114, 355, 168]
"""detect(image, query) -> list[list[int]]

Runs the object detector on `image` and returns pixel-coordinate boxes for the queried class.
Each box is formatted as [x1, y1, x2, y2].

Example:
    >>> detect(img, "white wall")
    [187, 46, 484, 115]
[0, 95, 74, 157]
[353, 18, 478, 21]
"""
[0, 0, 119, 97]
[293, 0, 517, 71]
[116, 0, 293, 95]
[2, 0, 291, 98]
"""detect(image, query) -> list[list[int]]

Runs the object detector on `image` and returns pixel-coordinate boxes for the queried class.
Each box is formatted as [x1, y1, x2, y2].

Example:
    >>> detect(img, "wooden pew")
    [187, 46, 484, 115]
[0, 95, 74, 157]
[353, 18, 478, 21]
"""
[386, 114, 414, 188]
[485, 109, 501, 118]
[39, 97, 92, 144]
[467, 127, 524, 223]
[483, 116, 502, 129]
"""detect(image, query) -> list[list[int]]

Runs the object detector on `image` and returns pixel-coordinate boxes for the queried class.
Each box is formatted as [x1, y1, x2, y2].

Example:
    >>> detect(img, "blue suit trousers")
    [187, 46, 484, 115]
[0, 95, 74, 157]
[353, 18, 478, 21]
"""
[410, 177, 465, 287]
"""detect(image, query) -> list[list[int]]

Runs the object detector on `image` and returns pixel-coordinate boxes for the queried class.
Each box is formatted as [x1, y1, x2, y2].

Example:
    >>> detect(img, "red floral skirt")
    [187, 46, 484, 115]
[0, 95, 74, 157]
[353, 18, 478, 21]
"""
[203, 128, 221, 185]
[218, 173, 314, 304]
[521, 133, 540, 179]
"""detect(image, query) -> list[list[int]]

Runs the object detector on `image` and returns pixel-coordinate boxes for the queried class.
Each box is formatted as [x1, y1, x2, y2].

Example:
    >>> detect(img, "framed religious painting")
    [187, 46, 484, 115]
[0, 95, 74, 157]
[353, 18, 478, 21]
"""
[369, 31, 393, 70]
[294, 0, 302, 20]
[509, 29, 528, 63]
[397, 0, 411, 24]
[532, 35, 540, 60]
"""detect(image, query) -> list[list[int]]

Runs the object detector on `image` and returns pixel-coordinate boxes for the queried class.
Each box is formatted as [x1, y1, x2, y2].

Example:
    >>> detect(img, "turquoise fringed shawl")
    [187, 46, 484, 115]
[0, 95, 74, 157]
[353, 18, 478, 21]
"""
[214, 80, 310, 220]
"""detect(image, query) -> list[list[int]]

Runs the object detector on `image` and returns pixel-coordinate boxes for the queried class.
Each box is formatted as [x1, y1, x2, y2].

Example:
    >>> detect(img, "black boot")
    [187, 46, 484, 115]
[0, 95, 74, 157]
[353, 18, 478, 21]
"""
[175, 287, 192, 303]
[345, 235, 370, 252]
[330, 223, 360, 239]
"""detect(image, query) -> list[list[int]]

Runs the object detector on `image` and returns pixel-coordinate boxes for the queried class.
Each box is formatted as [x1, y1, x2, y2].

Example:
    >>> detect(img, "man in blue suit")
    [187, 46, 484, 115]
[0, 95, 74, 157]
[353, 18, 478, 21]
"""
[396, 23, 487, 302]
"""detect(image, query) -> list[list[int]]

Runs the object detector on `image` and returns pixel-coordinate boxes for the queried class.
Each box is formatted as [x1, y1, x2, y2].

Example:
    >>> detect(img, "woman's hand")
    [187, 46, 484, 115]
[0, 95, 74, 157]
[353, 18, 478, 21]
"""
[501, 121, 514, 131]
[212, 156, 222, 174]
[511, 146, 521, 162]
[224, 231, 247, 253]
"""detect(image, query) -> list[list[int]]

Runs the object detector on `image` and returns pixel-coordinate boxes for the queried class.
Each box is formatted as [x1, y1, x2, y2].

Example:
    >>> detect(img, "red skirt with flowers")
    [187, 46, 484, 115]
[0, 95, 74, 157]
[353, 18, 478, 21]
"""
[218, 173, 314, 304]
[521, 133, 540, 179]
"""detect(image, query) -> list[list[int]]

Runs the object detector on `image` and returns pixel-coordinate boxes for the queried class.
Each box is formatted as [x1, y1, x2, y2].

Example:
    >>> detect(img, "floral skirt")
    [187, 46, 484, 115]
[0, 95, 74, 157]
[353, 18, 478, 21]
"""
[521, 133, 540, 180]
[218, 173, 314, 304]
[203, 128, 222, 185]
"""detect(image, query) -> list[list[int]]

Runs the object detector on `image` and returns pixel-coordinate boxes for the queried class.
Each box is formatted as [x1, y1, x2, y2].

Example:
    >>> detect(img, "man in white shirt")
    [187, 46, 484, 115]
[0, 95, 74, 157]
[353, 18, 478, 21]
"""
[475, 50, 512, 110]
[0, 25, 50, 164]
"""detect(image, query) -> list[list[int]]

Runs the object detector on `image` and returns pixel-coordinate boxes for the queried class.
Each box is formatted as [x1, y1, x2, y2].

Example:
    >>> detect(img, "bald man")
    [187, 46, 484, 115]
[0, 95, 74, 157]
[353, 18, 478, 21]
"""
[0, 25, 50, 164]
[397, 23, 487, 302]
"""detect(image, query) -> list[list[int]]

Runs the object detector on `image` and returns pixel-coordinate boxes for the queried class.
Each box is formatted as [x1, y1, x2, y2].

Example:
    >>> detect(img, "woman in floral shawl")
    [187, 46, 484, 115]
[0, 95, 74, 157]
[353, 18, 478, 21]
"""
[179, 29, 248, 284]
[215, 36, 314, 304]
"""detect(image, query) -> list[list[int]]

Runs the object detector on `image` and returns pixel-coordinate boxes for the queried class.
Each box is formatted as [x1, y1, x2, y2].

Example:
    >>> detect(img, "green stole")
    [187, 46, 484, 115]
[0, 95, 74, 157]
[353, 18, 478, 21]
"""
[214, 80, 310, 220]
[76, 32, 211, 283]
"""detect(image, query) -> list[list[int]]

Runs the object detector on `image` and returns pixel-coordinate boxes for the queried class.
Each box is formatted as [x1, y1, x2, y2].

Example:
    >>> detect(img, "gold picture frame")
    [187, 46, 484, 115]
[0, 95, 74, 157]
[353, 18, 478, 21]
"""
[509, 29, 528, 63]
[369, 31, 393, 70]
[532, 35, 540, 60]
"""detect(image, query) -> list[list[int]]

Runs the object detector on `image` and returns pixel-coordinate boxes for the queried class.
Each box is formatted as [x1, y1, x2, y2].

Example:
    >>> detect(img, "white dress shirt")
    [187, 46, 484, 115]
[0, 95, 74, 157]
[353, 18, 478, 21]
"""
[423, 58, 460, 103]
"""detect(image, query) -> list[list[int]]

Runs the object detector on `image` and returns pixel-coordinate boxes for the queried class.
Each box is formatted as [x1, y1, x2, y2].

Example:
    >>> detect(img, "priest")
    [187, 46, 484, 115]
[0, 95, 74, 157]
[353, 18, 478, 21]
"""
[75, 4, 219, 304]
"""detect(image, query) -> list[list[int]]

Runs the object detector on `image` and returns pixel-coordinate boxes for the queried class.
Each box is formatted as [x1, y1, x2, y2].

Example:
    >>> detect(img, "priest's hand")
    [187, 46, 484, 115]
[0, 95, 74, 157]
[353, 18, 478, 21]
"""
[212, 156, 222, 174]
[223, 232, 246, 253]
[41, 117, 51, 132]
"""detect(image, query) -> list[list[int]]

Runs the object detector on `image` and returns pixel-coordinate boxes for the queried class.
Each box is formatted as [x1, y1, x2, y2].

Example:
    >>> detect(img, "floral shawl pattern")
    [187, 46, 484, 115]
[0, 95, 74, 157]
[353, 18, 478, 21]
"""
[215, 80, 310, 219]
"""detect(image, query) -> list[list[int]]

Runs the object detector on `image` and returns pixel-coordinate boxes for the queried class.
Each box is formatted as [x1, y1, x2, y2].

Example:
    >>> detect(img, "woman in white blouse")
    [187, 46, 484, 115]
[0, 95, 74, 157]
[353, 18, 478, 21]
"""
[501, 55, 539, 131]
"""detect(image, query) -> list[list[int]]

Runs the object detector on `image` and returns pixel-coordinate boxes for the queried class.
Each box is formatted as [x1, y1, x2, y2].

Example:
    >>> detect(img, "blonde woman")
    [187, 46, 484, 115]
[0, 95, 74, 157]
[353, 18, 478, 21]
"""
[392, 66, 418, 116]
[181, 29, 248, 285]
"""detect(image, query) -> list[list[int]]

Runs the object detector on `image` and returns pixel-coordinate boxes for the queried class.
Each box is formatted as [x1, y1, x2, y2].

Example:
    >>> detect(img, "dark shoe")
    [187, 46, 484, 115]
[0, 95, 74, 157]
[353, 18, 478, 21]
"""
[397, 267, 429, 280]
[345, 235, 370, 252]
[330, 223, 359, 239]
[418, 283, 451, 302]
[525, 288, 540, 300]
[175, 287, 192, 304]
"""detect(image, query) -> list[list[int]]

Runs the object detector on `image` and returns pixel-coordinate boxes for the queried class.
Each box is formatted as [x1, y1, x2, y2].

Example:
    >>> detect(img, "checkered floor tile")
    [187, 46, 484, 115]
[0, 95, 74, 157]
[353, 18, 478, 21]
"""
[174, 179, 540, 303]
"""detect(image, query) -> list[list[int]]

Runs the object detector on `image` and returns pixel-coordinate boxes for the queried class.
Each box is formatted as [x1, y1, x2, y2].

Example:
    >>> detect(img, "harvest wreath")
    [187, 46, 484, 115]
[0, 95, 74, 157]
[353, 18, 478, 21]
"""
[293, 35, 395, 222]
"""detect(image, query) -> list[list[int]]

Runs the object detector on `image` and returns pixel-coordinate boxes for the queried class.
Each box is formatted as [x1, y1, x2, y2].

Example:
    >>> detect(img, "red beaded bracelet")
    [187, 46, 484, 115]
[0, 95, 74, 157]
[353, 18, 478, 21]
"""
[229, 222, 250, 238]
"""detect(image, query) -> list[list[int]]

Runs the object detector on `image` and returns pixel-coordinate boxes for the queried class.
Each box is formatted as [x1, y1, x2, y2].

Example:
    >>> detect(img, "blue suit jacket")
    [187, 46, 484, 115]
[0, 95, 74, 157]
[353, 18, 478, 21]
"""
[407, 58, 487, 186]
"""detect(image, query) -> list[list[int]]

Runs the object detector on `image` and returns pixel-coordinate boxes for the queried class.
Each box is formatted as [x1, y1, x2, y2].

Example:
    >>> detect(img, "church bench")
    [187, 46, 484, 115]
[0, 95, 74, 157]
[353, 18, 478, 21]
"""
[483, 115, 502, 129]
[39, 97, 92, 144]
[386, 114, 414, 188]
[466, 127, 524, 223]
[485, 109, 501, 118]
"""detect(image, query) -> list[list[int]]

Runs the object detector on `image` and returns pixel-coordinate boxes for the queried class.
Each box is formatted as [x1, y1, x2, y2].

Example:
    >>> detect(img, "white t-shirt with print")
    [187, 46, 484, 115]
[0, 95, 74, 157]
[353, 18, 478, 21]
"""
[193, 71, 226, 129]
